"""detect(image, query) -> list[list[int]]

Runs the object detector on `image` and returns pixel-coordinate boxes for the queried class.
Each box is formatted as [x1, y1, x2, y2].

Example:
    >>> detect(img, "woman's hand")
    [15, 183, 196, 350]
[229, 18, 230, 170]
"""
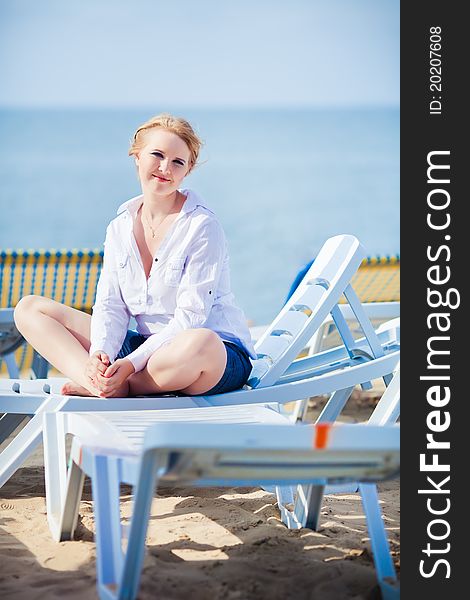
[85, 351, 110, 386]
[94, 358, 135, 397]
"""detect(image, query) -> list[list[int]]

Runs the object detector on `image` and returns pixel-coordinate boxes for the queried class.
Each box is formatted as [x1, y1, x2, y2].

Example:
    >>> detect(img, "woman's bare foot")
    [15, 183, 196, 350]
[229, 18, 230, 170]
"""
[102, 380, 130, 398]
[61, 381, 97, 397]
[61, 379, 130, 398]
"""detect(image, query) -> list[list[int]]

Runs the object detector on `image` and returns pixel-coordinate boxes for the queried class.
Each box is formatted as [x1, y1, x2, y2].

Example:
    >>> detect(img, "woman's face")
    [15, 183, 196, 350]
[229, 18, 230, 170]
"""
[135, 128, 192, 195]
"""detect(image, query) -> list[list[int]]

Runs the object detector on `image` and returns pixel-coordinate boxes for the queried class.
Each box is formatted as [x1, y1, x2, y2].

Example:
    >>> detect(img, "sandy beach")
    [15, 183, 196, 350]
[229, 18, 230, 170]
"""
[0, 391, 399, 600]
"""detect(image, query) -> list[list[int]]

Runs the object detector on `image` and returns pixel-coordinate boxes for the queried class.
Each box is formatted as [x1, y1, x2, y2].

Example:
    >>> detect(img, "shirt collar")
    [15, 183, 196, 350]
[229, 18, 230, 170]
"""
[116, 188, 213, 217]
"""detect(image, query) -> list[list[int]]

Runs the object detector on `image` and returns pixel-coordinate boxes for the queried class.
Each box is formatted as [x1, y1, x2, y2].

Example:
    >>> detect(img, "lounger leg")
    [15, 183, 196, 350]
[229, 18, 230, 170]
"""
[292, 385, 354, 425]
[92, 455, 124, 597]
[315, 386, 355, 424]
[0, 396, 68, 488]
[292, 483, 325, 530]
[368, 370, 400, 426]
[0, 414, 29, 446]
[289, 398, 308, 423]
[58, 460, 85, 541]
[342, 286, 387, 364]
[119, 452, 163, 600]
[275, 485, 300, 528]
[359, 483, 399, 600]
[43, 412, 72, 540]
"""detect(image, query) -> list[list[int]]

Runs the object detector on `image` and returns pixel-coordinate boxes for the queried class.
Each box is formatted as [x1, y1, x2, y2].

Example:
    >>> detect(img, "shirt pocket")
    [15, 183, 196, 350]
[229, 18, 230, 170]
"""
[116, 253, 130, 282]
[164, 256, 186, 287]
[116, 253, 140, 310]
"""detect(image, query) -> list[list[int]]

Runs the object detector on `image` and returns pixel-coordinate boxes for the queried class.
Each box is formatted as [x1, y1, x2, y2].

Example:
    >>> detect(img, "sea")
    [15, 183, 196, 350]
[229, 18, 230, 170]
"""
[0, 107, 399, 325]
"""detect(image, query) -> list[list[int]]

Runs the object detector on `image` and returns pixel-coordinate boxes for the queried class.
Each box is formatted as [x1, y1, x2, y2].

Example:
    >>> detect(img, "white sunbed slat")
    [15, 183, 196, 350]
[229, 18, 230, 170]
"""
[44, 378, 74, 394]
[101, 405, 284, 421]
[14, 379, 51, 394]
[259, 285, 326, 345]
[255, 335, 291, 362]
[0, 380, 21, 392]
[295, 281, 329, 309]
[268, 310, 309, 337]
[114, 414, 278, 437]
[256, 304, 328, 363]
[72, 405, 289, 451]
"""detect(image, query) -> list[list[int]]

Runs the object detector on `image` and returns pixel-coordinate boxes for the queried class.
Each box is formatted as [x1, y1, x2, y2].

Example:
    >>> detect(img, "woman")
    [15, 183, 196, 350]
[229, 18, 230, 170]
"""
[14, 114, 256, 398]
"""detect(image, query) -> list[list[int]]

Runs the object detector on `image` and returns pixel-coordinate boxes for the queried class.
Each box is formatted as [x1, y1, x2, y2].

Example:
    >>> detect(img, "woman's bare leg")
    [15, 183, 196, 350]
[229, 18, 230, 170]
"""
[14, 299, 227, 398]
[128, 328, 227, 396]
[13, 295, 102, 396]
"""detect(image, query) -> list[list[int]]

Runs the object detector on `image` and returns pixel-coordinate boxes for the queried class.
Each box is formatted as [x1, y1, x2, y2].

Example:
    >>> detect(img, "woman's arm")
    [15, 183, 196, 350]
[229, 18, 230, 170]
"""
[89, 223, 131, 362]
[126, 218, 226, 372]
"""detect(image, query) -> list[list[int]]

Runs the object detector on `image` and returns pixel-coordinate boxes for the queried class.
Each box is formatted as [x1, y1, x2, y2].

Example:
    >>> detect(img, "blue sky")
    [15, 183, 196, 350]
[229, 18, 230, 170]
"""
[0, 0, 399, 108]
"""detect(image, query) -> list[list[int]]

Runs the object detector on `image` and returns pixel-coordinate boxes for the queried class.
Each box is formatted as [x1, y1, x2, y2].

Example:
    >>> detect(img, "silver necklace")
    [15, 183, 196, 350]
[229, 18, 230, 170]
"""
[143, 210, 168, 238]
[142, 193, 179, 238]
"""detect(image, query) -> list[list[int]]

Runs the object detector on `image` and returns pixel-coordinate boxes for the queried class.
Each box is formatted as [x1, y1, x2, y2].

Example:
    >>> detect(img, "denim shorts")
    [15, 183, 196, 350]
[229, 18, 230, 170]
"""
[116, 330, 253, 396]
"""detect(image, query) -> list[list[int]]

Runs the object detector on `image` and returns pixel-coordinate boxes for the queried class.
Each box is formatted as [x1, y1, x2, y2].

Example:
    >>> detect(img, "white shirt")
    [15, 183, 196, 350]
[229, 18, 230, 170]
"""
[89, 189, 257, 372]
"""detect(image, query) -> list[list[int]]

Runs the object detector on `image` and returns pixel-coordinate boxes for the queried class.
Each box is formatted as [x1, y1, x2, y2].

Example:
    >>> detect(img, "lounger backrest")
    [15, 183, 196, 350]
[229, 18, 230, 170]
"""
[249, 235, 366, 388]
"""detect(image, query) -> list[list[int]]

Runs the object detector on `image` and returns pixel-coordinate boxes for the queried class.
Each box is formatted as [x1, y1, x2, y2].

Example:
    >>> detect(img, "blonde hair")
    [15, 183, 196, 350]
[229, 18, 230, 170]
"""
[129, 113, 202, 171]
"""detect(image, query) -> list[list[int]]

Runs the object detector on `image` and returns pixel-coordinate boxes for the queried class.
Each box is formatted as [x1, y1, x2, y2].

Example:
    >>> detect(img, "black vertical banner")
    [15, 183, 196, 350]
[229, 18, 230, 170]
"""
[401, 3, 466, 598]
